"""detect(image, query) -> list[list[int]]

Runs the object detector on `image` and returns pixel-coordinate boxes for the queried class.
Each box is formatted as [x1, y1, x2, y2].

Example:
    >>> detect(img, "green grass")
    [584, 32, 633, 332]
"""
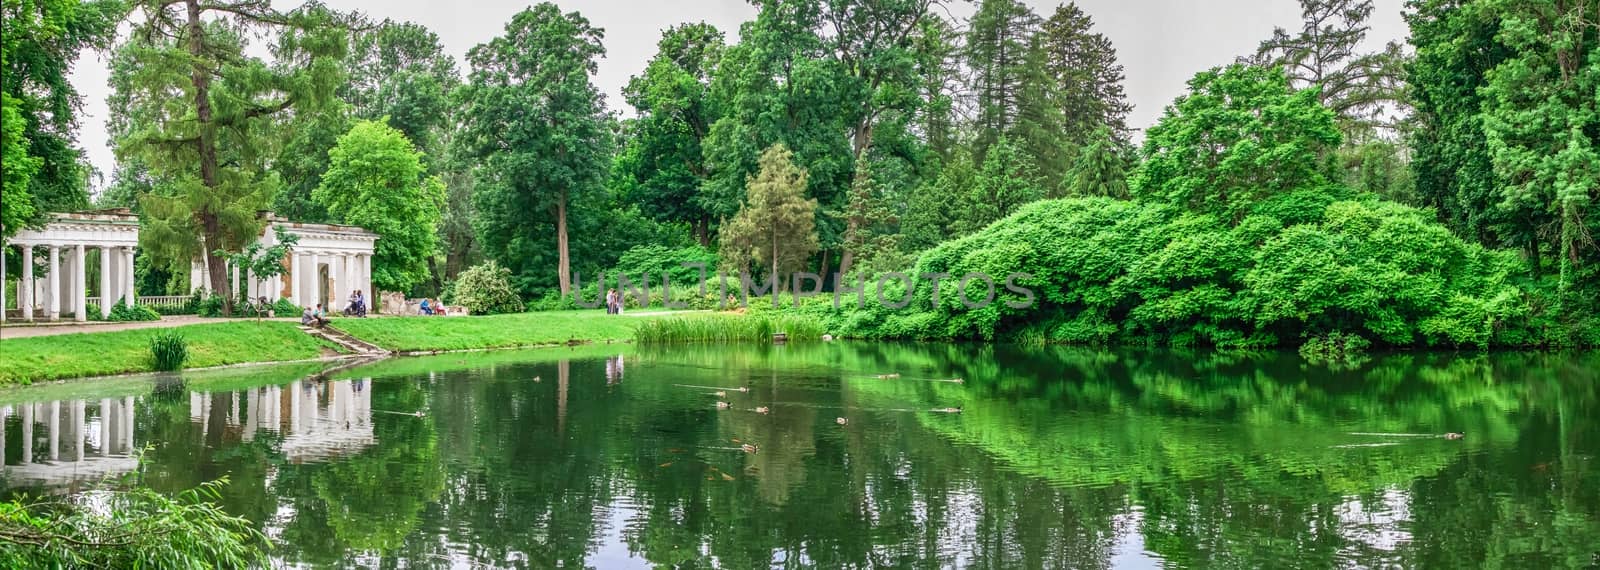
[330, 310, 669, 352]
[633, 313, 824, 344]
[0, 322, 342, 386]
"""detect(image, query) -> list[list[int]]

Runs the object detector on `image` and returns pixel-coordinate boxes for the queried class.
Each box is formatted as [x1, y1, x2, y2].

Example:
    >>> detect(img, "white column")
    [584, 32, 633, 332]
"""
[48, 400, 60, 461]
[46, 245, 60, 320]
[99, 247, 113, 318]
[73, 400, 85, 462]
[0, 244, 6, 324]
[122, 247, 136, 306]
[123, 396, 134, 452]
[308, 252, 320, 309]
[21, 404, 33, 464]
[19, 244, 33, 321]
[291, 252, 304, 307]
[362, 253, 373, 297]
[73, 244, 86, 321]
[333, 254, 347, 311]
[99, 398, 111, 455]
[189, 260, 201, 293]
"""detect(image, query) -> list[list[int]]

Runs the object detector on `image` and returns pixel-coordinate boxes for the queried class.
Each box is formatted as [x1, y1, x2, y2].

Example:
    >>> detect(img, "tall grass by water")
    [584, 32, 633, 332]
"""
[149, 330, 189, 371]
[633, 314, 823, 344]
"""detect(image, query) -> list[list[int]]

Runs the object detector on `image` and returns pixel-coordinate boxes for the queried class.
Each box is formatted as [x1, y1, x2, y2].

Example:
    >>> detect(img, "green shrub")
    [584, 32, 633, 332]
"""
[610, 244, 718, 288]
[273, 298, 301, 315]
[149, 331, 188, 371]
[108, 301, 160, 322]
[448, 261, 523, 315]
[195, 293, 224, 318]
[816, 197, 1541, 348]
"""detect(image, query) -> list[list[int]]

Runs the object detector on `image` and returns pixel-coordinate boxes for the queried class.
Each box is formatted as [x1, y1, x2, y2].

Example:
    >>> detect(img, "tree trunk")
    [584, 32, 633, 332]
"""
[695, 217, 710, 247]
[557, 189, 571, 296]
[838, 248, 854, 281]
[771, 227, 780, 295]
[186, 0, 231, 315]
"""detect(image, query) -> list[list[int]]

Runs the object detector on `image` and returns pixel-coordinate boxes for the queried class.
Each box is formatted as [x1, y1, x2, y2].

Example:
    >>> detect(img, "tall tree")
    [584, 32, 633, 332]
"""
[1477, 0, 1599, 312]
[1248, 0, 1408, 139]
[1133, 65, 1343, 222]
[966, 0, 1039, 158]
[818, 0, 933, 278]
[619, 23, 725, 245]
[114, 0, 349, 313]
[314, 120, 445, 293]
[910, 15, 962, 162]
[1037, 3, 1132, 145]
[0, 0, 121, 235]
[461, 3, 610, 296]
[719, 144, 819, 287]
[1405, 0, 1509, 245]
[342, 20, 459, 155]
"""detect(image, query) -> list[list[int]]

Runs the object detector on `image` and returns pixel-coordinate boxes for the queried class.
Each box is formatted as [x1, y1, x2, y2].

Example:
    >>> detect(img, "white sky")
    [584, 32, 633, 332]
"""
[66, 0, 1408, 193]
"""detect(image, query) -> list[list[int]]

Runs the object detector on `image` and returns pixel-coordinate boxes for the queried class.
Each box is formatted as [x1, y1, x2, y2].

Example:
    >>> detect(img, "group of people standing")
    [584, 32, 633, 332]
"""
[604, 288, 626, 315]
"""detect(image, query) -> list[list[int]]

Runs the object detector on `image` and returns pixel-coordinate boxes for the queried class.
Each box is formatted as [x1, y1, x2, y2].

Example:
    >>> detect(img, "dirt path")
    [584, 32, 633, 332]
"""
[0, 315, 301, 339]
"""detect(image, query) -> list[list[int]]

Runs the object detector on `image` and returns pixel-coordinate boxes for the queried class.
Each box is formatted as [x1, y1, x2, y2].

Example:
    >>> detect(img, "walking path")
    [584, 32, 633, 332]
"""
[0, 315, 299, 339]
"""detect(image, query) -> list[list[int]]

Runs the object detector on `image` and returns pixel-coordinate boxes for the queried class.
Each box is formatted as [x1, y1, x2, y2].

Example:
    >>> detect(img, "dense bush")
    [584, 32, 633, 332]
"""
[273, 298, 301, 315]
[448, 261, 523, 315]
[607, 244, 718, 288]
[107, 301, 160, 322]
[149, 330, 188, 371]
[194, 292, 224, 318]
[816, 196, 1538, 349]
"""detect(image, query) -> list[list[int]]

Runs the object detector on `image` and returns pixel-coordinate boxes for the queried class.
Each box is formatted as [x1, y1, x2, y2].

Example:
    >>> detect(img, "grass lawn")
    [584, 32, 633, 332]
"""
[331, 310, 669, 352]
[0, 321, 341, 387]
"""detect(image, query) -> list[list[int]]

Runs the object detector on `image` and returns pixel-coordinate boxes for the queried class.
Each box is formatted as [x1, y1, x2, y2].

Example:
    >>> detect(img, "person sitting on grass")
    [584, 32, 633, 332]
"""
[312, 303, 329, 327]
[302, 305, 315, 326]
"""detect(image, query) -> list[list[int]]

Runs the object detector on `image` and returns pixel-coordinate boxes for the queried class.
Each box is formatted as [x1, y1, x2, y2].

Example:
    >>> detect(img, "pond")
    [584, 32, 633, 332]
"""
[2, 344, 1598, 568]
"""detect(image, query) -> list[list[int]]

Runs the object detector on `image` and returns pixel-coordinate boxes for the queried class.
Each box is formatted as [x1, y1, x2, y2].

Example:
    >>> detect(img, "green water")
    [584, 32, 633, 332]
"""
[2, 344, 1598, 568]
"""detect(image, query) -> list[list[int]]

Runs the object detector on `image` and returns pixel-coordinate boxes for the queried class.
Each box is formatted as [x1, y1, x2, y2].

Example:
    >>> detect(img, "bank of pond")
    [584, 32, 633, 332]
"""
[0, 343, 1595, 568]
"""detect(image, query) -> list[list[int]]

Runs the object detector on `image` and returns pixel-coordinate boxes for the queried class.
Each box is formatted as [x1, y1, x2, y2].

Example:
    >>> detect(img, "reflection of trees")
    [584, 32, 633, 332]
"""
[25, 343, 1594, 568]
[310, 380, 444, 552]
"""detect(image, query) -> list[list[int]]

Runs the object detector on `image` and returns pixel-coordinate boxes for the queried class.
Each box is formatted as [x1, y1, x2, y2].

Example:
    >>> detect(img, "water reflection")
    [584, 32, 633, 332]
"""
[0, 345, 1596, 568]
[1, 398, 138, 490]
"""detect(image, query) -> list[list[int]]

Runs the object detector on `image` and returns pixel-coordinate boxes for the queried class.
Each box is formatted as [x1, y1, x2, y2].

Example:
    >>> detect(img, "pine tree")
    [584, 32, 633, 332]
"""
[967, 0, 1039, 158]
[719, 144, 820, 287]
[957, 136, 1042, 233]
[1038, 3, 1132, 146]
[836, 159, 901, 278]
[1067, 126, 1129, 198]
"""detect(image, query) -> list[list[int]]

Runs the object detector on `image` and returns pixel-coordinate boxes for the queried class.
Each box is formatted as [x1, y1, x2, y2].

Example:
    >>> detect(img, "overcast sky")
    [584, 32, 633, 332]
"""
[66, 0, 1408, 193]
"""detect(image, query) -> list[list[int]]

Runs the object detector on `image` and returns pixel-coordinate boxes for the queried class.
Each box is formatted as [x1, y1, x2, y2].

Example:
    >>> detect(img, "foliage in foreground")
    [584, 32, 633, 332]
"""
[633, 314, 823, 344]
[806, 196, 1545, 348]
[0, 479, 269, 569]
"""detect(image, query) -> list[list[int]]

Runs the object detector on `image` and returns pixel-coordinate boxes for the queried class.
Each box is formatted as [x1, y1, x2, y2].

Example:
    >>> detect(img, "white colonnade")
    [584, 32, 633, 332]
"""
[3, 210, 140, 323]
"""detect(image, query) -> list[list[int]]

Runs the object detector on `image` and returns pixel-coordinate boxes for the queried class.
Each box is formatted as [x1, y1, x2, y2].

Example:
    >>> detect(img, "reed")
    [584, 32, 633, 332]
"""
[149, 330, 190, 371]
[634, 314, 824, 344]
